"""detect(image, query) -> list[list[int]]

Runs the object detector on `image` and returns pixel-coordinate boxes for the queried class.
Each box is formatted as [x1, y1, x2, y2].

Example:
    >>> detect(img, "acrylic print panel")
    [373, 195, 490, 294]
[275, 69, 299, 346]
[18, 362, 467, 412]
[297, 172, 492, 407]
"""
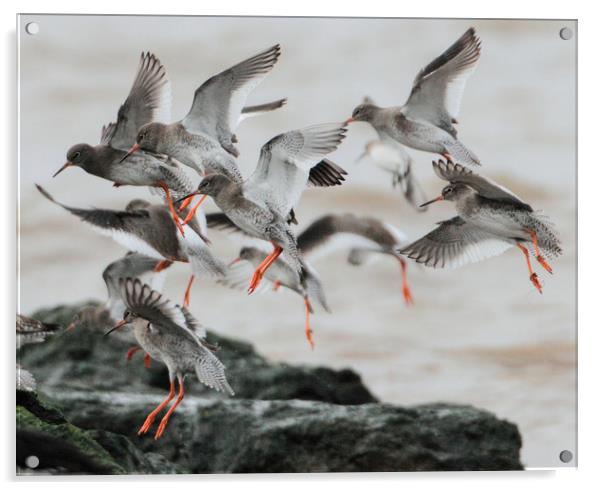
[17, 15, 576, 473]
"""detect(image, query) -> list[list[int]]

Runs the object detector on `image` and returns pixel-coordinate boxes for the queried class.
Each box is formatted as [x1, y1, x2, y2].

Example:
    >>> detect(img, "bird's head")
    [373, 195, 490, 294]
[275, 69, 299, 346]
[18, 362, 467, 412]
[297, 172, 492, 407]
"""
[347, 103, 379, 124]
[54, 143, 94, 177]
[420, 183, 472, 207]
[104, 309, 138, 336]
[196, 173, 232, 198]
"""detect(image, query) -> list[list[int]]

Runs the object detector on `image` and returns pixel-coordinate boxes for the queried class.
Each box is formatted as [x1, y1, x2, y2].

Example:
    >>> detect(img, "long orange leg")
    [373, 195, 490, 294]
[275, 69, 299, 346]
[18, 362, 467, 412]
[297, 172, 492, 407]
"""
[527, 230, 553, 274]
[248, 245, 283, 294]
[397, 257, 414, 306]
[157, 182, 185, 236]
[144, 353, 151, 369]
[181, 195, 207, 226]
[304, 297, 315, 349]
[183, 274, 195, 308]
[155, 376, 185, 440]
[517, 243, 542, 294]
[125, 346, 141, 362]
[154, 259, 173, 273]
[177, 195, 195, 212]
[138, 380, 176, 435]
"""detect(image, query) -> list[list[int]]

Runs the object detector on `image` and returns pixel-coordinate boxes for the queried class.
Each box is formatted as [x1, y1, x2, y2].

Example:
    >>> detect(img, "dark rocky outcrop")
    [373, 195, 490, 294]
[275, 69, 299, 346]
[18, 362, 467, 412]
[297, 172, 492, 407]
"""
[22, 302, 377, 405]
[16, 302, 524, 474]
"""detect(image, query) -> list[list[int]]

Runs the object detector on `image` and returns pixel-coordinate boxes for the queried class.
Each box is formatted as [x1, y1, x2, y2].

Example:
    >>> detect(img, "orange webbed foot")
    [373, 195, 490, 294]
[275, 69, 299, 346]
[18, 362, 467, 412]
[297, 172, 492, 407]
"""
[402, 285, 414, 306]
[154, 417, 170, 440]
[248, 270, 264, 295]
[305, 326, 315, 350]
[530, 273, 543, 294]
[138, 415, 155, 435]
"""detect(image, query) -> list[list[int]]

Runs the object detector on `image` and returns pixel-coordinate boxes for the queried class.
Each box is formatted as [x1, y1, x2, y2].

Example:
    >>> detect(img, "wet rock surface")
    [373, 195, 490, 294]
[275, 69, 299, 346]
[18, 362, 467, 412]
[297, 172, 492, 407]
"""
[16, 302, 524, 474]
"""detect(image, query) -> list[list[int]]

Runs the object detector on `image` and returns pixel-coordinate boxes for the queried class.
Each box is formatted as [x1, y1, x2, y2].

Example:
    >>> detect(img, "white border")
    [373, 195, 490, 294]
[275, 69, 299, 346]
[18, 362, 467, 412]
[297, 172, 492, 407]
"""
[3, 0, 598, 488]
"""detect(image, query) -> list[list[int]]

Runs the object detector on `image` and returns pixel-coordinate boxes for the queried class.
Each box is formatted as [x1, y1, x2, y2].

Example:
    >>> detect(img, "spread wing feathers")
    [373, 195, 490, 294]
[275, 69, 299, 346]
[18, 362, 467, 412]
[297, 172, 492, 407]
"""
[308, 158, 348, 187]
[178, 224, 227, 277]
[205, 212, 242, 233]
[100, 122, 117, 145]
[151, 164, 197, 199]
[179, 306, 209, 341]
[247, 123, 348, 216]
[107, 52, 171, 150]
[182, 44, 281, 137]
[366, 138, 428, 212]
[102, 253, 164, 319]
[399, 216, 513, 269]
[120, 278, 189, 330]
[239, 98, 287, 122]
[297, 214, 402, 262]
[36, 184, 165, 260]
[194, 350, 235, 396]
[217, 261, 273, 294]
[433, 160, 532, 210]
[404, 27, 481, 134]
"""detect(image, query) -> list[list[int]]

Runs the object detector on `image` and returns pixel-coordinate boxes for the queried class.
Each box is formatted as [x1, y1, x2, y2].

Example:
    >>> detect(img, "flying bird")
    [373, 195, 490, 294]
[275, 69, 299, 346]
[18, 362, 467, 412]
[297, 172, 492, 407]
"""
[347, 28, 481, 166]
[105, 278, 234, 440]
[399, 160, 562, 293]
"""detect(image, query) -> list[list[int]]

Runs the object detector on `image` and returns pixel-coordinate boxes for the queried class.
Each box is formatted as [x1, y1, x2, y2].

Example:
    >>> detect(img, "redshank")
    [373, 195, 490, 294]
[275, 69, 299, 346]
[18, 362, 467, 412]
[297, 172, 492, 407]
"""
[36, 185, 225, 307]
[17, 314, 61, 348]
[399, 160, 562, 293]
[17, 315, 61, 392]
[122, 44, 284, 181]
[220, 246, 330, 348]
[297, 214, 415, 305]
[182, 122, 348, 293]
[105, 278, 234, 440]
[52, 52, 195, 233]
[347, 28, 481, 166]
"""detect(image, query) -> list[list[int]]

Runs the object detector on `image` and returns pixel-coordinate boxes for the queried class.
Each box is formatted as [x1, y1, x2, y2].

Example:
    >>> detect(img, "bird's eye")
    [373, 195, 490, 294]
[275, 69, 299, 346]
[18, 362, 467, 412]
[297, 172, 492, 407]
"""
[73, 151, 81, 159]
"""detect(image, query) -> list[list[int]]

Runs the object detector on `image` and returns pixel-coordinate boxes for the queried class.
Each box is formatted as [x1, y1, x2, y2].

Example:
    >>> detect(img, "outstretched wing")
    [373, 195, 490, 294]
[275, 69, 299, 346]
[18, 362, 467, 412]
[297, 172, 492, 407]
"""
[106, 52, 171, 150]
[399, 216, 512, 269]
[403, 28, 481, 135]
[102, 253, 166, 319]
[432, 160, 532, 210]
[182, 44, 281, 138]
[246, 123, 347, 218]
[120, 278, 188, 330]
[36, 184, 168, 260]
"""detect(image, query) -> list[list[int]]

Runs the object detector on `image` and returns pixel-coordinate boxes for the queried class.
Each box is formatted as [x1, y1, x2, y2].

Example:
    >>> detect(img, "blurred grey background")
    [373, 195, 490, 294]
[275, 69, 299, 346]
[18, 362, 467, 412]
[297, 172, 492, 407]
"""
[18, 15, 576, 468]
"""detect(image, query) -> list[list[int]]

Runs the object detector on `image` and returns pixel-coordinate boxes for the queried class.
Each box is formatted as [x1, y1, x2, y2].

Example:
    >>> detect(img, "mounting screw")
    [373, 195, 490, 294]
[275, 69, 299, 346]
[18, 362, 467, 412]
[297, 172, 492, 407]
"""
[559, 450, 573, 463]
[25, 22, 40, 35]
[559, 27, 573, 40]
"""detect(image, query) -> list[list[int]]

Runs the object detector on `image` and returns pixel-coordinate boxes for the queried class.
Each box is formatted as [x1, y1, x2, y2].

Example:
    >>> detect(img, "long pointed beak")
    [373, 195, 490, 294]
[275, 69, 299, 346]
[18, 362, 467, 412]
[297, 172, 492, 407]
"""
[176, 191, 200, 204]
[229, 257, 241, 267]
[52, 162, 73, 178]
[419, 195, 444, 208]
[104, 319, 128, 336]
[119, 143, 141, 163]
[345, 117, 355, 124]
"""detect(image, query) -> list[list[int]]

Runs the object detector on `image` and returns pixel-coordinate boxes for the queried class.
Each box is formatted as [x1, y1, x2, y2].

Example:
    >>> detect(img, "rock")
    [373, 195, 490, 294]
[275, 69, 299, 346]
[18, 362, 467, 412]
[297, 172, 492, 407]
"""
[17, 301, 524, 473]
[21, 302, 377, 405]
[55, 392, 523, 472]
[16, 390, 183, 475]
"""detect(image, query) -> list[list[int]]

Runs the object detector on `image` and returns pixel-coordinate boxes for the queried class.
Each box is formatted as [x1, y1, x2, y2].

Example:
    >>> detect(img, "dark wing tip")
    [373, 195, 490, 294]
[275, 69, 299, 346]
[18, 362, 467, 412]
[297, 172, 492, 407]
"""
[35, 184, 56, 204]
